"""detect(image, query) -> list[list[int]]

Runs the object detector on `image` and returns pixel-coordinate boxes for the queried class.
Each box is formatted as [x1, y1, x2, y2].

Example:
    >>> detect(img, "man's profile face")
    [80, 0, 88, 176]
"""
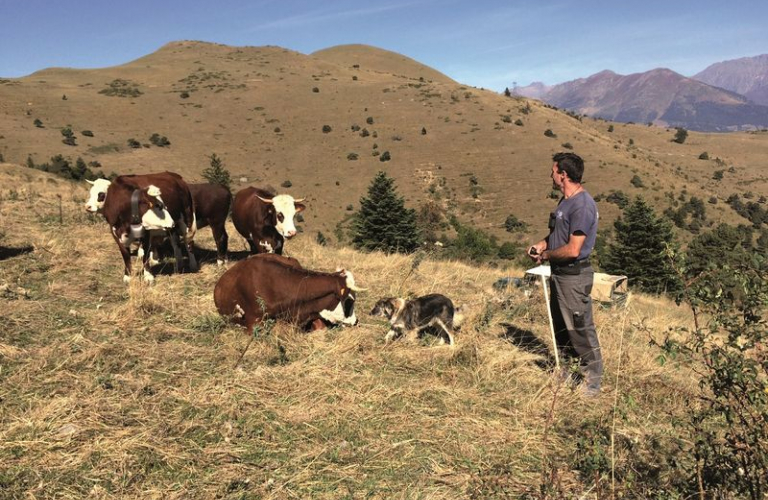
[551, 162, 566, 191]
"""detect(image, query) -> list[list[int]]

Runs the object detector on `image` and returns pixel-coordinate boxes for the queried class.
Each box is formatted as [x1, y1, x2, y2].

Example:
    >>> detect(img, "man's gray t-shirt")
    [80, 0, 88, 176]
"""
[547, 191, 598, 261]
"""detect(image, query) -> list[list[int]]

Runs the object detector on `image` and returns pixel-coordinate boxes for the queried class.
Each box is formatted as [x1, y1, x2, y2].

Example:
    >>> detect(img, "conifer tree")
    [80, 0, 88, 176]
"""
[602, 196, 681, 294]
[352, 171, 420, 253]
[202, 153, 232, 191]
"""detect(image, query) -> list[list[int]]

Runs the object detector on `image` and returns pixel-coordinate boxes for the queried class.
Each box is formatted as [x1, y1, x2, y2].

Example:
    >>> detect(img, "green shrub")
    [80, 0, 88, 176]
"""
[201, 153, 232, 191]
[698, 151, 709, 160]
[544, 129, 557, 138]
[322, 125, 332, 133]
[672, 127, 688, 144]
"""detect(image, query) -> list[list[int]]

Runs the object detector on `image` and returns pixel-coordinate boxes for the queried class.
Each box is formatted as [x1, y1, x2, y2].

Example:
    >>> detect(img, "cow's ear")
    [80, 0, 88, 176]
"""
[294, 203, 306, 213]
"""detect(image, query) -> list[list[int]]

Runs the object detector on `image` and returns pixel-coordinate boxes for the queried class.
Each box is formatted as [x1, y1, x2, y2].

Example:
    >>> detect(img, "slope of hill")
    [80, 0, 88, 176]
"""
[311, 44, 455, 84]
[0, 164, 703, 498]
[515, 68, 768, 132]
[694, 53, 768, 106]
[0, 40, 767, 246]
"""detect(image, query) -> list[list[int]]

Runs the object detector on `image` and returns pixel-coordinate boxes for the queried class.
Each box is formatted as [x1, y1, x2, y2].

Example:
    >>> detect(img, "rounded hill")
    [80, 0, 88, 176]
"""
[311, 44, 455, 84]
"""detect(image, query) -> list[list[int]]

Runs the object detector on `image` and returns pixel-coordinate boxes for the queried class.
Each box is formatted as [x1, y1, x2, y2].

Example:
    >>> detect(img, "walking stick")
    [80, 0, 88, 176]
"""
[526, 265, 560, 369]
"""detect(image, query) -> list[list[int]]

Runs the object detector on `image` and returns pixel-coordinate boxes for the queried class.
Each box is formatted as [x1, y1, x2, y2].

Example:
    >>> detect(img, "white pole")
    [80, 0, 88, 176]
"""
[540, 275, 560, 369]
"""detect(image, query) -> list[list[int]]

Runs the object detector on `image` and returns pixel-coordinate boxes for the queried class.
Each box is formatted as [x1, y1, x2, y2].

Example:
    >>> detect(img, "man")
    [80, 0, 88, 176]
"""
[528, 152, 602, 396]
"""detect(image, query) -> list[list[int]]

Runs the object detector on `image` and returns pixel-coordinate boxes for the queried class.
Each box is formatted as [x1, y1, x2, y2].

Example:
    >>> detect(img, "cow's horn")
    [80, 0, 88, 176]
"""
[294, 197, 306, 203]
[256, 195, 274, 204]
[86, 179, 95, 185]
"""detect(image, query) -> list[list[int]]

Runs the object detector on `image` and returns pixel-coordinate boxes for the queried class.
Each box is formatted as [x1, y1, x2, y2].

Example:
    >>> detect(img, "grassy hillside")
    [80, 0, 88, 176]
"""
[0, 165, 706, 498]
[1, 40, 766, 244]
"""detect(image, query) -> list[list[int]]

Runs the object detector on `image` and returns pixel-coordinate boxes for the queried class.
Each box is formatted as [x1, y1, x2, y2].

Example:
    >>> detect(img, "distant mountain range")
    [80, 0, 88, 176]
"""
[513, 54, 768, 132]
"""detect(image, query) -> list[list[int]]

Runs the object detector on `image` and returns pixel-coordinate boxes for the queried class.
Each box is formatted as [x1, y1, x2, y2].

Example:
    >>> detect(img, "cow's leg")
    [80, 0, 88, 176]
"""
[212, 222, 228, 265]
[176, 219, 198, 273]
[168, 229, 184, 274]
[111, 231, 133, 283]
[140, 233, 155, 283]
[247, 238, 258, 254]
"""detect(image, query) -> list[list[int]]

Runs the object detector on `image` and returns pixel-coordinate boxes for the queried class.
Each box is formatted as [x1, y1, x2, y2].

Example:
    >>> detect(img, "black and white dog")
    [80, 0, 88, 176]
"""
[370, 293, 462, 345]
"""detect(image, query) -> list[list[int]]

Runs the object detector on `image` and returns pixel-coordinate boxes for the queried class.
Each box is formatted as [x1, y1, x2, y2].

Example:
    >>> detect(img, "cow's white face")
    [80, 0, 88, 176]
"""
[271, 194, 304, 238]
[85, 179, 112, 213]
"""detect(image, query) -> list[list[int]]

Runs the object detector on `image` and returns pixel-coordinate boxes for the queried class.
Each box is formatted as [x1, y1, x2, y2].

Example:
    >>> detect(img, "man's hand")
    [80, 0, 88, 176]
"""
[527, 241, 547, 263]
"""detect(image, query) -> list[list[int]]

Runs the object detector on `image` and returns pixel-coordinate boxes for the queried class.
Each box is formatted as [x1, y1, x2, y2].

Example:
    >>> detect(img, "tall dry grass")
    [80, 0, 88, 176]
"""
[0, 171, 700, 499]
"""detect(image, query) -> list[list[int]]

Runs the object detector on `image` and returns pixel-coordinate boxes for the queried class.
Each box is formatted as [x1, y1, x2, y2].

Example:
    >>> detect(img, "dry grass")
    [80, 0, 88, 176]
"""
[1, 170, 701, 499]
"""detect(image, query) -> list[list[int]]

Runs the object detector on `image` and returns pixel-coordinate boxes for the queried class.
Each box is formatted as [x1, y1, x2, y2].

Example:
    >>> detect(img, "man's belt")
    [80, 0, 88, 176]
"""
[551, 259, 591, 275]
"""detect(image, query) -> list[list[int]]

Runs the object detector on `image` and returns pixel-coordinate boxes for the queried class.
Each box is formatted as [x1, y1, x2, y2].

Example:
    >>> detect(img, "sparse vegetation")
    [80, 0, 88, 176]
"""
[673, 127, 688, 144]
[544, 129, 557, 138]
[99, 79, 143, 98]
[149, 133, 170, 147]
[201, 153, 232, 191]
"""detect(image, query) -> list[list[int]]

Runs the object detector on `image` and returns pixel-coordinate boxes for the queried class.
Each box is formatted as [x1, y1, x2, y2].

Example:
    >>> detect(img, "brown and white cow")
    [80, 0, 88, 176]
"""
[85, 172, 198, 281]
[213, 254, 363, 333]
[188, 183, 232, 265]
[231, 187, 305, 255]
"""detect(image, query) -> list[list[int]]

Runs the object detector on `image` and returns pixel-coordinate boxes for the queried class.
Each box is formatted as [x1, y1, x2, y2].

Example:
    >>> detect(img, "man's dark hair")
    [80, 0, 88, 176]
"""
[553, 152, 584, 183]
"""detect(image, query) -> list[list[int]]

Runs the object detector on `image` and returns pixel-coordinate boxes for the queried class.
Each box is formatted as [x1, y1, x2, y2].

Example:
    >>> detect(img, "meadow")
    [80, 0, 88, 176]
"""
[0, 166, 704, 499]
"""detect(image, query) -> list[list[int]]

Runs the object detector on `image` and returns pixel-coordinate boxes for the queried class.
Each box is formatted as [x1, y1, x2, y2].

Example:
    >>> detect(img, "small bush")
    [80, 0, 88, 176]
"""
[281, 180, 292, 188]
[81, 130, 94, 137]
[379, 151, 391, 162]
[316, 232, 327, 246]
[630, 175, 645, 188]
[149, 133, 170, 147]
[421, 127, 427, 135]
[672, 127, 688, 144]
[360, 128, 370, 138]
[713, 170, 724, 180]
[698, 151, 709, 160]
[322, 125, 332, 133]
[312, 87, 319, 93]
[347, 152, 359, 161]
[501, 115, 512, 123]
[33, 119, 43, 128]
[607, 125, 614, 132]
[351, 124, 361, 132]
[180, 91, 190, 99]
[127, 138, 141, 148]
[514, 119, 524, 126]
[544, 129, 557, 138]
[561, 142, 573, 150]
[366, 116, 374, 125]
[346, 204, 354, 211]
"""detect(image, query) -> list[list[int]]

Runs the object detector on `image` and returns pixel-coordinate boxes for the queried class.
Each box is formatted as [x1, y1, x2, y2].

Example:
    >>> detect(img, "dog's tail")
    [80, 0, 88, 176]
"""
[452, 305, 465, 330]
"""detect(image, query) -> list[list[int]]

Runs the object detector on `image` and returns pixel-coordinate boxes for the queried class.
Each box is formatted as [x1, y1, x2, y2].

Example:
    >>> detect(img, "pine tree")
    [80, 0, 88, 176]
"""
[602, 196, 681, 294]
[352, 171, 420, 253]
[201, 153, 232, 191]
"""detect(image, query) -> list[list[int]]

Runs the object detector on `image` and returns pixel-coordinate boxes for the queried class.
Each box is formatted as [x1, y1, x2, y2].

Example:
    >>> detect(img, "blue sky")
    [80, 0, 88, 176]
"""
[1, 0, 765, 90]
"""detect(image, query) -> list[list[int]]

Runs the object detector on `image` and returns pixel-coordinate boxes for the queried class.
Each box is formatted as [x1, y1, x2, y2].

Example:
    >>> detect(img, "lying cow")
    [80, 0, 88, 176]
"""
[214, 254, 363, 333]
[370, 293, 463, 345]
[231, 187, 305, 255]
[85, 172, 198, 281]
[188, 183, 231, 265]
